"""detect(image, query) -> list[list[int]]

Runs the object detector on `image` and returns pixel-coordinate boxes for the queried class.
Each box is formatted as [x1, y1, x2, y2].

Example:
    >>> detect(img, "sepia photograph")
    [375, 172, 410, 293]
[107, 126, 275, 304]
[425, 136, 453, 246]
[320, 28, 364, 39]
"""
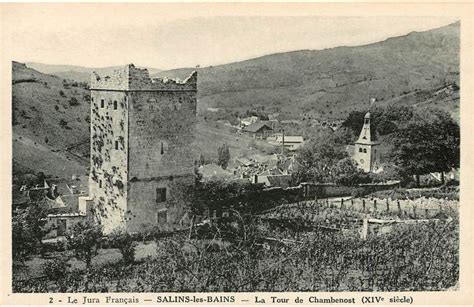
[2, 3, 469, 299]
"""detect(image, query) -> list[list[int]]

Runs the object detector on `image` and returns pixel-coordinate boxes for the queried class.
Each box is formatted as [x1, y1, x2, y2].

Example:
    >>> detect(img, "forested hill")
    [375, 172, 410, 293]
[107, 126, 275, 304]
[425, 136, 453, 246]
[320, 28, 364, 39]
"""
[153, 21, 459, 121]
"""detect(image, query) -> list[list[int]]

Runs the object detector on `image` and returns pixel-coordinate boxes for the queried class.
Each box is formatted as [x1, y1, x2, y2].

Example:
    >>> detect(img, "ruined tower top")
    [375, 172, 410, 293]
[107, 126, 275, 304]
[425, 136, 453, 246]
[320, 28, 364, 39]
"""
[91, 64, 197, 91]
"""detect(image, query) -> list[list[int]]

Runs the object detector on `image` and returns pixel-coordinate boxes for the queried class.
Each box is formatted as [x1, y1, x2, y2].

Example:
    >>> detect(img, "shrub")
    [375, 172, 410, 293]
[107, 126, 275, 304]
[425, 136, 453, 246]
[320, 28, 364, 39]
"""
[66, 222, 103, 268]
[108, 230, 136, 264]
[59, 90, 65, 97]
[59, 119, 68, 129]
[42, 258, 70, 281]
[68, 97, 80, 106]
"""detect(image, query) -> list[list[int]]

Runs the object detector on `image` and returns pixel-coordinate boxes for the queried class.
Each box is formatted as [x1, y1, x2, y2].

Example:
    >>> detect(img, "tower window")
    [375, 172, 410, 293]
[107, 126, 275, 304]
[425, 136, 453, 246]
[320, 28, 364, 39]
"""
[99, 180, 102, 188]
[363, 148, 367, 153]
[359, 148, 362, 152]
[115, 140, 119, 150]
[91, 97, 94, 102]
[100, 99, 105, 108]
[156, 187, 167, 203]
[160, 142, 164, 155]
[157, 209, 168, 223]
[113, 100, 118, 110]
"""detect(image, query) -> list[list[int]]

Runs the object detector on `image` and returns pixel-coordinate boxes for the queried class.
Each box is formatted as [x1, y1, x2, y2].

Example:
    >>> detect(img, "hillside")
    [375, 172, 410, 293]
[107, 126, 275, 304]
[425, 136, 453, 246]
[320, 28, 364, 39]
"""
[12, 62, 271, 179]
[12, 61, 91, 178]
[153, 22, 459, 120]
[26, 62, 162, 84]
[12, 22, 460, 180]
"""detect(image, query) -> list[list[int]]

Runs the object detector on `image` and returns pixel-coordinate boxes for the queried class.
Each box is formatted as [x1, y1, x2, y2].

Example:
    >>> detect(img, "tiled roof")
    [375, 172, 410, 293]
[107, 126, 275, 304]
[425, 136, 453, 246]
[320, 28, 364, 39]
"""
[243, 122, 273, 133]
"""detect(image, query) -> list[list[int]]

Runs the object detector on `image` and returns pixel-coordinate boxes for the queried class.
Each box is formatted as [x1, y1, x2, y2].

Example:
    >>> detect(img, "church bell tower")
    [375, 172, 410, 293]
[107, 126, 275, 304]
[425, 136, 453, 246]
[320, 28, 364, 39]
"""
[353, 111, 380, 172]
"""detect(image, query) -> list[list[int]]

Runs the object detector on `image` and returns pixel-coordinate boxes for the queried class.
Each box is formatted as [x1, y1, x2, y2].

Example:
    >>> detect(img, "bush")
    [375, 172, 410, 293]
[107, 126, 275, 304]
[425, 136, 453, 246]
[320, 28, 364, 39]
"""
[59, 119, 69, 129]
[66, 222, 103, 268]
[42, 258, 70, 281]
[108, 230, 137, 264]
[69, 97, 80, 106]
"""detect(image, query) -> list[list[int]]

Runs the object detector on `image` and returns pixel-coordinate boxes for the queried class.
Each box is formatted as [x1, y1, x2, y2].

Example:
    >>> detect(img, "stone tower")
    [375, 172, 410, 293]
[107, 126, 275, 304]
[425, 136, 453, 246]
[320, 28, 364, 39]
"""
[89, 64, 197, 234]
[353, 111, 380, 173]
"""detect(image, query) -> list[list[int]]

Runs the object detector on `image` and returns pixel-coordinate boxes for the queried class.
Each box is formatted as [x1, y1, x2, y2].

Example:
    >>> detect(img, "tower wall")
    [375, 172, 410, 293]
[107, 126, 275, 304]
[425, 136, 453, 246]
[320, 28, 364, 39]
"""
[89, 89, 129, 234]
[126, 87, 197, 233]
[89, 64, 197, 234]
[354, 143, 373, 172]
[353, 111, 380, 173]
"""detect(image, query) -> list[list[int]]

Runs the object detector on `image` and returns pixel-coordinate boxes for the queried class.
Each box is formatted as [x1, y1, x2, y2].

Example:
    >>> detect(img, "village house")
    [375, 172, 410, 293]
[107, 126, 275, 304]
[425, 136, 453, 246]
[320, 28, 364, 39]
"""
[242, 122, 274, 139]
[239, 116, 260, 127]
[267, 134, 304, 151]
[13, 177, 92, 239]
[198, 163, 234, 181]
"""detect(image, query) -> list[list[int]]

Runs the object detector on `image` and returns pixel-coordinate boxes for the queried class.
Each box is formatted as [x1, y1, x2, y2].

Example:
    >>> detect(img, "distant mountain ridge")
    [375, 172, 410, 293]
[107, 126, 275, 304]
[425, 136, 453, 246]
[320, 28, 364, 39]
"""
[152, 21, 459, 120]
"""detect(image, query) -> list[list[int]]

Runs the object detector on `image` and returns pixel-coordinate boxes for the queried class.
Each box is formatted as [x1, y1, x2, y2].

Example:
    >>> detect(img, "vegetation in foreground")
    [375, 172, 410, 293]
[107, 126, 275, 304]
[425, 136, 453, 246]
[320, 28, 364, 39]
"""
[13, 205, 458, 293]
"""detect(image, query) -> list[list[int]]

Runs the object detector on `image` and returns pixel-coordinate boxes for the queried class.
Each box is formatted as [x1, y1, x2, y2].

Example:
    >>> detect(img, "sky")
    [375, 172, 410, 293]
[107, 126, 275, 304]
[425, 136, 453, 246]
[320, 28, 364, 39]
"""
[2, 4, 459, 70]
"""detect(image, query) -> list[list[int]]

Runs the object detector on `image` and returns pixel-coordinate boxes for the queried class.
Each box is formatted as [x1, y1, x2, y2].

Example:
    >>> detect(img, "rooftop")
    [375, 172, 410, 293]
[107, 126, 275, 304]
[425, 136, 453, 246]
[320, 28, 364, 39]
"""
[243, 122, 273, 133]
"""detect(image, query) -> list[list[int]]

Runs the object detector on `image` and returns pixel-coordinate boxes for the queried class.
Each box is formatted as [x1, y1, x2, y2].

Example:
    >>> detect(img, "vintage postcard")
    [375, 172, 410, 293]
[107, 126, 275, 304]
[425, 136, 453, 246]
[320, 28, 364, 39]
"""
[0, 2, 473, 305]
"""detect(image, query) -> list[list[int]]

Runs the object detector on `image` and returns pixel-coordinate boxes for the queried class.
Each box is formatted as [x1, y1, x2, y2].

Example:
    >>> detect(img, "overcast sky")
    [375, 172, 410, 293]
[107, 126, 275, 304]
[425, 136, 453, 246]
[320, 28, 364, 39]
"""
[2, 4, 458, 70]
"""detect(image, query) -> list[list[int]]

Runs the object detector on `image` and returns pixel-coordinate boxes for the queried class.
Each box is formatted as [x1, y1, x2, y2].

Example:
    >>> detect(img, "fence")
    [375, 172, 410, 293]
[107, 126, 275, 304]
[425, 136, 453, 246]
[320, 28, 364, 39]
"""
[257, 195, 457, 241]
[318, 196, 457, 219]
[299, 181, 401, 199]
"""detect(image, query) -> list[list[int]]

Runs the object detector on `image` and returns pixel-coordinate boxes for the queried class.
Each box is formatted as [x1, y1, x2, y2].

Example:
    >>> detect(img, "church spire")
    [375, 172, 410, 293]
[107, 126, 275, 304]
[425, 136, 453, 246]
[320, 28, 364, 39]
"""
[356, 111, 373, 145]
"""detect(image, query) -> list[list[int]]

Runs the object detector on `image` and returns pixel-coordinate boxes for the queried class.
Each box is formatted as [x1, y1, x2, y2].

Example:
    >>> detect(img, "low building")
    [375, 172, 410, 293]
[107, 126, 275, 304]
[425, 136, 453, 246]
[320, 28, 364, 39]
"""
[242, 122, 273, 139]
[268, 134, 304, 151]
[43, 196, 93, 238]
[252, 173, 292, 188]
[240, 116, 260, 127]
[199, 163, 234, 181]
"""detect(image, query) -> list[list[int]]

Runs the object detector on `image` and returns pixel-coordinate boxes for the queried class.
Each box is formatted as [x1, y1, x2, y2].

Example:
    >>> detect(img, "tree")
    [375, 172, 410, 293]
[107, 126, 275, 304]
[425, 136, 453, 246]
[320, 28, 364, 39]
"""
[198, 153, 206, 166]
[217, 143, 231, 169]
[332, 157, 370, 186]
[342, 105, 415, 138]
[12, 210, 38, 263]
[293, 130, 348, 183]
[12, 199, 50, 262]
[66, 221, 103, 268]
[389, 109, 460, 186]
[108, 230, 136, 264]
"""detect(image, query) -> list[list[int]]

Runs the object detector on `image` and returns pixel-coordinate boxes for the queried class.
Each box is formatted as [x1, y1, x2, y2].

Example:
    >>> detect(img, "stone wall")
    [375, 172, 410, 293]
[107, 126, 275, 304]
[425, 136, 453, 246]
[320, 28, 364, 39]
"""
[89, 65, 197, 234]
[91, 64, 197, 92]
[125, 175, 194, 233]
[91, 66, 130, 91]
[126, 75, 197, 232]
[128, 90, 196, 179]
[89, 89, 129, 234]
